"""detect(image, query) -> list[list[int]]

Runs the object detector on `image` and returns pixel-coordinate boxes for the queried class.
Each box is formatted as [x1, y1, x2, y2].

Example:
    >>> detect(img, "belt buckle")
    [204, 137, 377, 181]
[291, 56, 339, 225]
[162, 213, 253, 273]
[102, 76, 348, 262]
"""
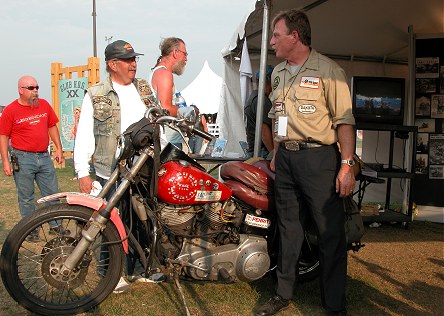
[285, 141, 300, 151]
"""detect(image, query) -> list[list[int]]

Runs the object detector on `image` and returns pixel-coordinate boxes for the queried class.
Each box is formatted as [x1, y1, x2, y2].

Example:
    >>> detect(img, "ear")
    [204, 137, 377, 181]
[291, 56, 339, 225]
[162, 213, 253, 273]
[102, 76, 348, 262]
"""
[108, 60, 117, 71]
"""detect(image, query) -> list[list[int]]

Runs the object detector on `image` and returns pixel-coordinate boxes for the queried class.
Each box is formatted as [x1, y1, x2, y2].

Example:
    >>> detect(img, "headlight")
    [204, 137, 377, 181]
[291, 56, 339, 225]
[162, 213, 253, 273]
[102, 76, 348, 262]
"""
[115, 134, 135, 161]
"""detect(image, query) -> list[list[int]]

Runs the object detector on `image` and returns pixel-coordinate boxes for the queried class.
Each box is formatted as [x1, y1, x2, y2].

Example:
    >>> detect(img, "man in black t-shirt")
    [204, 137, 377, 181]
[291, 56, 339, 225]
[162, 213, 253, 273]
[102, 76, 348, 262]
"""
[244, 65, 274, 158]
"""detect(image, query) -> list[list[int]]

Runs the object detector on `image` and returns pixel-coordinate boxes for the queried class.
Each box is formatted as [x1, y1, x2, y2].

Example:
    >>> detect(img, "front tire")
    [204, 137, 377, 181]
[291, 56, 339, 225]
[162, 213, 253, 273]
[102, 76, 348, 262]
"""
[0, 203, 124, 315]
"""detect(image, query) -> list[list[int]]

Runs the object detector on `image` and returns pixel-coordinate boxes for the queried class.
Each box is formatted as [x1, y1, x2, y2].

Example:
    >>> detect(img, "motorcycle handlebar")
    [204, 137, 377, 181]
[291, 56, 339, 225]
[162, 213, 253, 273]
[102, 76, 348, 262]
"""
[147, 110, 213, 141]
[191, 127, 214, 141]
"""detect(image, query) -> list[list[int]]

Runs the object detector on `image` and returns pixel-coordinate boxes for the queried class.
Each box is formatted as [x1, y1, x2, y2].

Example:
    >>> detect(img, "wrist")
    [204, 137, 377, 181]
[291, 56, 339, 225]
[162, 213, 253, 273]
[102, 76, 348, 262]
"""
[341, 159, 355, 167]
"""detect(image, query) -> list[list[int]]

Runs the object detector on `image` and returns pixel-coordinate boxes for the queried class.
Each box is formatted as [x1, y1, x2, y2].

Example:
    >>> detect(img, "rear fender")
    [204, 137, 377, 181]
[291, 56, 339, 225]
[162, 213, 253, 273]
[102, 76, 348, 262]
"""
[37, 192, 128, 254]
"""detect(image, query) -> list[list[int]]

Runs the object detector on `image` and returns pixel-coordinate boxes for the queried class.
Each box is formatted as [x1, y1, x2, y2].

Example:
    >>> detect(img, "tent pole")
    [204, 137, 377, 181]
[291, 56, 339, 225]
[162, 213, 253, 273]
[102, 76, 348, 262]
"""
[401, 25, 416, 215]
[254, 0, 271, 157]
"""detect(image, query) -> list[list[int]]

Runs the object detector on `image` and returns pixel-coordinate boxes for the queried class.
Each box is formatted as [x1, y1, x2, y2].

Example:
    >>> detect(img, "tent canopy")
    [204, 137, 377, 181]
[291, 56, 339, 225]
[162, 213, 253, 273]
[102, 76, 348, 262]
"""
[224, 0, 444, 64]
[181, 60, 223, 114]
[219, 0, 444, 156]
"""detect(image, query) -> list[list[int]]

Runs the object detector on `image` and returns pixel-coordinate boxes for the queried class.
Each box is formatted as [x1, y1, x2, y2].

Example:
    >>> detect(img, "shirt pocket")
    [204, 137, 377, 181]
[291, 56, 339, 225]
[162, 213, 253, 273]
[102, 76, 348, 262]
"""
[93, 99, 115, 136]
[292, 89, 322, 120]
[93, 101, 113, 122]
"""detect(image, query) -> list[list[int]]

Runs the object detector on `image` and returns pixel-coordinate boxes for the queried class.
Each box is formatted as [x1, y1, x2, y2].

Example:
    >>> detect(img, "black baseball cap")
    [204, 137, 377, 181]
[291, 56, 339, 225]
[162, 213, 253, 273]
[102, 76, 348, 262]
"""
[105, 40, 143, 61]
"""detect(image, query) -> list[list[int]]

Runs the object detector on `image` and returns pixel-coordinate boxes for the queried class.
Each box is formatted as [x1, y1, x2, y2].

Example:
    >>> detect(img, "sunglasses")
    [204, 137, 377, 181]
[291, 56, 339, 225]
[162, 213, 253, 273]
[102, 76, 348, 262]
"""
[21, 86, 39, 91]
[113, 56, 139, 63]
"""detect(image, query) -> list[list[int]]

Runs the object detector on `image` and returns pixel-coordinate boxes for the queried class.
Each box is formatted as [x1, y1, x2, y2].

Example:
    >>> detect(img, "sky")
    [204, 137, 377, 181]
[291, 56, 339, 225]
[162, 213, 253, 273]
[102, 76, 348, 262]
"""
[0, 0, 255, 106]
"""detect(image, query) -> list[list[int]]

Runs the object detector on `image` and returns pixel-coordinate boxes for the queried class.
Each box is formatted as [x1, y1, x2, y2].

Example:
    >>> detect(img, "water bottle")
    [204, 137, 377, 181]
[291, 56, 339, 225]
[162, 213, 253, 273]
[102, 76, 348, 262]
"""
[174, 92, 187, 107]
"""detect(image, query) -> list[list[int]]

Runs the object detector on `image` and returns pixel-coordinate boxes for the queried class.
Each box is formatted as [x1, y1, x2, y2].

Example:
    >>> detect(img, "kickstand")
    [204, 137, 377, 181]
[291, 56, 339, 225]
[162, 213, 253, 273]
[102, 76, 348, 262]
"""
[172, 268, 191, 316]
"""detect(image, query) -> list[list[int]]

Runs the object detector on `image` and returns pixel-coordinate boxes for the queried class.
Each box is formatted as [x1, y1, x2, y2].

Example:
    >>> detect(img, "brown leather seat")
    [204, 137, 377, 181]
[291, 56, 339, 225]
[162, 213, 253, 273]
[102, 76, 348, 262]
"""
[220, 160, 274, 211]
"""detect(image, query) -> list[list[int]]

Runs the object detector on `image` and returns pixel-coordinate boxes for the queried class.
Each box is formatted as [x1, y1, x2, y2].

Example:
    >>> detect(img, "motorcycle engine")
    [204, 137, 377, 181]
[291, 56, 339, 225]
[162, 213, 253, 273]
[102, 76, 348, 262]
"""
[178, 234, 270, 282]
[157, 200, 244, 260]
[158, 200, 270, 282]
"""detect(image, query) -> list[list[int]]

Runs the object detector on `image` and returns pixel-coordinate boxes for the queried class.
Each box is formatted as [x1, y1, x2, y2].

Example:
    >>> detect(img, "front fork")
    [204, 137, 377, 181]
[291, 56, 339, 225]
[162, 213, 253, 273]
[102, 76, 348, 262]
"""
[60, 147, 152, 274]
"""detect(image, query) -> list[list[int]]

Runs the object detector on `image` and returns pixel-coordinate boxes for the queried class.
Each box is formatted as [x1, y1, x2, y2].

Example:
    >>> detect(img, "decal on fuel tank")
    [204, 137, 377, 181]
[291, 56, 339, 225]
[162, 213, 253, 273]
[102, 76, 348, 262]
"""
[194, 190, 222, 201]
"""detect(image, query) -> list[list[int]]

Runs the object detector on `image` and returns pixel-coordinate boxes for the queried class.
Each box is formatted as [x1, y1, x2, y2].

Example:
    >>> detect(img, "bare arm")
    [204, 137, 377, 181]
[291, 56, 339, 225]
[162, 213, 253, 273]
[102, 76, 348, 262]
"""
[48, 125, 63, 165]
[0, 135, 12, 176]
[201, 115, 208, 132]
[336, 124, 356, 197]
[269, 119, 279, 172]
[151, 68, 179, 116]
[261, 123, 274, 153]
[201, 115, 209, 142]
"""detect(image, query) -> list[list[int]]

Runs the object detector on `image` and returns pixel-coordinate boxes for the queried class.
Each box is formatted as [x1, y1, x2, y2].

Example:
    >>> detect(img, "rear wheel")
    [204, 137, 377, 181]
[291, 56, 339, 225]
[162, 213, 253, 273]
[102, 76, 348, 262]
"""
[267, 218, 320, 282]
[298, 232, 320, 282]
[0, 203, 124, 315]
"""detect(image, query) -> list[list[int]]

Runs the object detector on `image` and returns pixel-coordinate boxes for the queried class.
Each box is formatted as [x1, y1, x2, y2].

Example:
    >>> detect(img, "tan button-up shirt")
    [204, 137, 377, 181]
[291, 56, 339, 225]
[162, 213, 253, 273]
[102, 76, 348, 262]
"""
[268, 49, 355, 145]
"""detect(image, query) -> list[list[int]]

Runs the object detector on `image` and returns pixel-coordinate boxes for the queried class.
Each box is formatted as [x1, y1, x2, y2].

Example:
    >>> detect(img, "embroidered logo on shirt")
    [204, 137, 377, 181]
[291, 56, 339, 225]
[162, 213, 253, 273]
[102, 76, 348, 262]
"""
[298, 104, 317, 114]
[300, 76, 320, 89]
[273, 76, 280, 90]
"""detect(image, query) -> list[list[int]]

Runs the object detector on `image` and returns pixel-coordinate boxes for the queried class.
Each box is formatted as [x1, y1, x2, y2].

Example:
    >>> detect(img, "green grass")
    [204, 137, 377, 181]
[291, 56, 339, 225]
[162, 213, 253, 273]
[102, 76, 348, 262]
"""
[0, 160, 443, 315]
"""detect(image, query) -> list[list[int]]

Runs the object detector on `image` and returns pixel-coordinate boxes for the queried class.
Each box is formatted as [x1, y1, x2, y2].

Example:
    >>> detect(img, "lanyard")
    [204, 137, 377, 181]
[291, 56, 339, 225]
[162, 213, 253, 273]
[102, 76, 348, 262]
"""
[282, 58, 308, 102]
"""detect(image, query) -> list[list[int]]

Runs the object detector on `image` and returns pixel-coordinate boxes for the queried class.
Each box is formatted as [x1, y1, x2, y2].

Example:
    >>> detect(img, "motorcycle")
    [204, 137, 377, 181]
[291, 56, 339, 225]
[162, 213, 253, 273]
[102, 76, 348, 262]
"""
[0, 107, 320, 315]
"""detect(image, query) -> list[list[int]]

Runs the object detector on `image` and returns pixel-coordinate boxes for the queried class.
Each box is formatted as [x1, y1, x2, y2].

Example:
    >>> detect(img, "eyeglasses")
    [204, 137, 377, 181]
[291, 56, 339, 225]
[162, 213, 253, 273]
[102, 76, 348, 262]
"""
[176, 49, 188, 57]
[116, 56, 139, 63]
[21, 86, 39, 91]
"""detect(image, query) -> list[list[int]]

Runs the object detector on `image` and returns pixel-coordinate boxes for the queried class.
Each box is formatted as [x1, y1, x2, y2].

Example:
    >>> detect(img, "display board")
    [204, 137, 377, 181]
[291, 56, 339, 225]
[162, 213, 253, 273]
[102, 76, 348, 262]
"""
[412, 37, 444, 206]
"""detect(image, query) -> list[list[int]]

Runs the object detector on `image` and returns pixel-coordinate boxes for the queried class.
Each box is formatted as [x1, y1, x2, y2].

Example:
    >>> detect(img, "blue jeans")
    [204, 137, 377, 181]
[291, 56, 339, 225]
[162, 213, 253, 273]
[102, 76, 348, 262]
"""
[188, 136, 203, 154]
[12, 149, 59, 219]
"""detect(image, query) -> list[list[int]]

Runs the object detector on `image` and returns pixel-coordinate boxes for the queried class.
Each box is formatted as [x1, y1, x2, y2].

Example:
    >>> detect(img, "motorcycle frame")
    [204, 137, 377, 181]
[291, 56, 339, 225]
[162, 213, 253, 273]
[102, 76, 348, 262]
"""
[38, 146, 156, 273]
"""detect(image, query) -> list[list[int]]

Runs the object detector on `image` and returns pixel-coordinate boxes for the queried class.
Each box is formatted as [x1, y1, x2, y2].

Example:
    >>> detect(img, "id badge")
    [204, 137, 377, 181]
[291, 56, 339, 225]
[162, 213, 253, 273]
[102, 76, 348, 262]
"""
[277, 115, 288, 136]
[274, 101, 285, 113]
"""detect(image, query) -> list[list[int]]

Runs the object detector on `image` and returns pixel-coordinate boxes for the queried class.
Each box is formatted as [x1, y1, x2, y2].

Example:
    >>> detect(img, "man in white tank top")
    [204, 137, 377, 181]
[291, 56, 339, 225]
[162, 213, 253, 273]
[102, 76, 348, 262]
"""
[149, 37, 188, 149]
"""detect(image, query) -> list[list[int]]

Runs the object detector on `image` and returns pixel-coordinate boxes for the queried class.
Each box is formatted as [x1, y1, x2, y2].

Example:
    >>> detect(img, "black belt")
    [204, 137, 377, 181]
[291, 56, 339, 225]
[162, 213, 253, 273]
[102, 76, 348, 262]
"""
[280, 141, 325, 151]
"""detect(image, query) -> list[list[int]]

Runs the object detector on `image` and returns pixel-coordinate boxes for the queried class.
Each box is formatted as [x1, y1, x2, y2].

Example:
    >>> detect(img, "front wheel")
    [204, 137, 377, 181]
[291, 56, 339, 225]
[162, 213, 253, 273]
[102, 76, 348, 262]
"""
[0, 203, 124, 315]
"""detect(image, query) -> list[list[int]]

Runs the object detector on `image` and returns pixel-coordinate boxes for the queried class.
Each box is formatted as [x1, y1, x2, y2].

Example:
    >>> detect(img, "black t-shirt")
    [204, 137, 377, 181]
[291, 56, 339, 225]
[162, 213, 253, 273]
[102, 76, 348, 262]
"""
[244, 90, 272, 152]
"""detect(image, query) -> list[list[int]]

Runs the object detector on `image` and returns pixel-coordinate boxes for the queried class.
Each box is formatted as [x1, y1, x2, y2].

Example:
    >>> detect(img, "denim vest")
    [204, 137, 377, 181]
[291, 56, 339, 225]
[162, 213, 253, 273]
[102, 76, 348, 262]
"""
[87, 77, 158, 177]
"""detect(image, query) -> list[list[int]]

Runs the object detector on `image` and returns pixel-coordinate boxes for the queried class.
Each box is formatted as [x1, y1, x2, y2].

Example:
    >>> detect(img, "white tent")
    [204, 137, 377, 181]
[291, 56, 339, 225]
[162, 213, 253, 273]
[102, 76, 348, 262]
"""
[219, 0, 444, 156]
[181, 60, 223, 115]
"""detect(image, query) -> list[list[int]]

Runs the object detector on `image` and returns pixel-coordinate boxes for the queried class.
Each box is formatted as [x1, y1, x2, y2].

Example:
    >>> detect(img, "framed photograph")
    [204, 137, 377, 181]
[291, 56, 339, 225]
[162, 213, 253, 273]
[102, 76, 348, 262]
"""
[415, 78, 437, 93]
[239, 141, 249, 157]
[440, 66, 444, 93]
[415, 118, 435, 133]
[430, 94, 444, 118]
[415, 95, 431, 116]
[211, 138, 227, 157]
[429, 134, 444, 165]
[429, 165, 444, 179]
[415, 154, 428, 174]
[203, 138, 216, 156]
[416, 57, 439, 78]
[416, 133, 429, 154]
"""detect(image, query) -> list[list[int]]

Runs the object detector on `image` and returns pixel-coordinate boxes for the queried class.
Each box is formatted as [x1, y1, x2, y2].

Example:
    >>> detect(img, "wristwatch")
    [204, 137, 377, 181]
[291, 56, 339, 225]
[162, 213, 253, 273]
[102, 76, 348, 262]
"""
[341, 159, 356, 167]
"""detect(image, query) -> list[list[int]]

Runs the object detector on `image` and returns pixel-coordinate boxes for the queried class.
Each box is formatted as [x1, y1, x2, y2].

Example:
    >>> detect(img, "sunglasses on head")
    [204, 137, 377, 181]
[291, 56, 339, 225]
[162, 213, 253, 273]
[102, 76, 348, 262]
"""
[21, 86, 39, 91]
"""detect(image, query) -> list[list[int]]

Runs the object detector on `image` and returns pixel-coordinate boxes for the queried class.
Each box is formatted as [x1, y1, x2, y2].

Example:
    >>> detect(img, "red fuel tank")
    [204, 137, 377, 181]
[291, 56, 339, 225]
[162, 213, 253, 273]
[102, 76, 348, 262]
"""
[157, 161, 232, 205]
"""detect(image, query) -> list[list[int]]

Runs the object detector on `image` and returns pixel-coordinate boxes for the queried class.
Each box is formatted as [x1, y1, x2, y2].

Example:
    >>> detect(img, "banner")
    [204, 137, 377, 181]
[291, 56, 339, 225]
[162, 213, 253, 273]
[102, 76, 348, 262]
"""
[58, 78, 88, 151]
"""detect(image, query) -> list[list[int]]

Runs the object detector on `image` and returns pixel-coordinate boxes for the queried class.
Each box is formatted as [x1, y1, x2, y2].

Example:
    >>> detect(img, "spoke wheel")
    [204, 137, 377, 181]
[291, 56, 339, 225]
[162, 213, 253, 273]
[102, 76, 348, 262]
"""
[1, 204, 124, 315]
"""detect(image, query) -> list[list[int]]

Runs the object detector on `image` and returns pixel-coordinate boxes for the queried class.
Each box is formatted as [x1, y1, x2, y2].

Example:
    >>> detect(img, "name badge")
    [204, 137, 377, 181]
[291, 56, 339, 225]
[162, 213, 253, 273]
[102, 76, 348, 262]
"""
[277, 116, 288, 136]
[300, 76, 320, 89]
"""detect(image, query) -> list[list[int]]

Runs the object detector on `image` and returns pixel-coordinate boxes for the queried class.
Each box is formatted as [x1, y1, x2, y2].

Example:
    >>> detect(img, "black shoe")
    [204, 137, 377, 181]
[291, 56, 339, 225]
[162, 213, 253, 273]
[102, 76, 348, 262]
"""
[49, 226, 71, 236]
[255, 295, 290, 316]
[26, 229, 40, 242]
[326, 310, 347, 316]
